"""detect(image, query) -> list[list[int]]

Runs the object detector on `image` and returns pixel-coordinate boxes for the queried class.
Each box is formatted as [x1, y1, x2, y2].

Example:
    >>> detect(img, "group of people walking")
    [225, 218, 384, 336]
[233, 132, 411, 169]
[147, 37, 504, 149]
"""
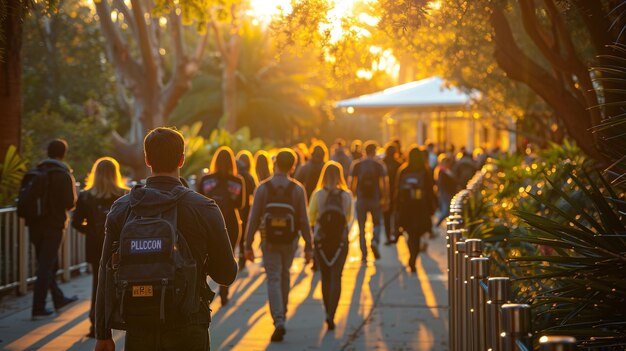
[19, 130, 483, 350]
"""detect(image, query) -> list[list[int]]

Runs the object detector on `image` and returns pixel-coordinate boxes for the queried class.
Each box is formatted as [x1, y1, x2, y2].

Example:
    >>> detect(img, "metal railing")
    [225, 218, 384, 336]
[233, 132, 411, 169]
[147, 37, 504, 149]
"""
[446, 171, 577, 351]
[0, 207, 88, 295]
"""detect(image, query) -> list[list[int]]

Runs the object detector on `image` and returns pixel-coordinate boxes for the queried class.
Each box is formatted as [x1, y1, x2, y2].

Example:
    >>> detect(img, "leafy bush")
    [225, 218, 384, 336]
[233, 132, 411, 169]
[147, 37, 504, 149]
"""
[0, 146, 28, 207]
[464, 141, 626, 349]
[22, 100, 114, 183]
[511, 168, 626, 348]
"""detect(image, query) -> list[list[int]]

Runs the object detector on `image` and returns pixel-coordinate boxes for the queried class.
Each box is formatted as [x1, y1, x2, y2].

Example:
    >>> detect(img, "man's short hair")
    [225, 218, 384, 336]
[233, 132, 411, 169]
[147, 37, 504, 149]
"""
[275, 148, 296, 172]
[144, 127, 185, 173]
[47, 139, 68, 159]
[363, 140, 378, 156]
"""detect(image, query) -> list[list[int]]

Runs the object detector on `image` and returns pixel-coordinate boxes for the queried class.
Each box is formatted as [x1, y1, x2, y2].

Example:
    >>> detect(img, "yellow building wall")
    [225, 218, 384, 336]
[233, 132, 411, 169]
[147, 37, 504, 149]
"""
[387, 111, 508, 153]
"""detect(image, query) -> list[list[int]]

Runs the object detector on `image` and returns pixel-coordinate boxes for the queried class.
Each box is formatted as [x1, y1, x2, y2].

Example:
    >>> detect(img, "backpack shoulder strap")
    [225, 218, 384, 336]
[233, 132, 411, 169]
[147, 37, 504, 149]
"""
[285, 181, 296, 195]
[265, 180, 276, 197]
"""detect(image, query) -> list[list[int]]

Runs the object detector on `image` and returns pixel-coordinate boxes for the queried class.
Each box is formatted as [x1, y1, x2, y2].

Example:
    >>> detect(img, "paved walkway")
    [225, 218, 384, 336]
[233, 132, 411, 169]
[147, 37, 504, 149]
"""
[0, 224, 449, 350]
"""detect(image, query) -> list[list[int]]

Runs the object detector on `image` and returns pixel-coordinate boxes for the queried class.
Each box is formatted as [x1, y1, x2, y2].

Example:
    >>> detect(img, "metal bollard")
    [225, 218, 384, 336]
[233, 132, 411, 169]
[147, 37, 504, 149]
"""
[470, 257, 490, 351]
[447, 219, 462, 232]
[538, 336, 577, 351]
[447, 229, 463, 351]
[500, 304, 532, 351]
[464, 239, 483, 350]
[455, 240, 467, 351]
[487, 277, 511, 351]
[448, 214, 463, 228]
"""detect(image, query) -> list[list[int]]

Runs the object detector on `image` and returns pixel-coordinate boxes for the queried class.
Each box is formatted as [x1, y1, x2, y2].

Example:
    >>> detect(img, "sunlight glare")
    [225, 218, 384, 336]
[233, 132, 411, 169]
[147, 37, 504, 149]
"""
[249, 0, 292, 21]
[429, 0, 442, 11]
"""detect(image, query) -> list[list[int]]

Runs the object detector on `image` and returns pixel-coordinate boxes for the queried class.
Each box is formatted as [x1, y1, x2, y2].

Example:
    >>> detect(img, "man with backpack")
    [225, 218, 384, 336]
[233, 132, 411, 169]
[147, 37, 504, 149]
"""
[17, 139, 78, 320]
[244, 148, 313, 343]
[94, 127, 237, 351]
[349, 140, 389, 262]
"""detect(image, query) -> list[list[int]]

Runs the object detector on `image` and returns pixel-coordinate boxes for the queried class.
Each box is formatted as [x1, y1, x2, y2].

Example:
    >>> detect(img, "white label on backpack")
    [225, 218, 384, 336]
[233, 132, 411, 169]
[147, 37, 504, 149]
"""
[130, 239, 163, 253]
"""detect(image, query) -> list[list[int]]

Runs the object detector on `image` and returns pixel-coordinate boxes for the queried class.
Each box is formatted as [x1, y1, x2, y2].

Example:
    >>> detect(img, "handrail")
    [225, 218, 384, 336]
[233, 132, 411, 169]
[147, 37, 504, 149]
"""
[0, 206, 87, 295]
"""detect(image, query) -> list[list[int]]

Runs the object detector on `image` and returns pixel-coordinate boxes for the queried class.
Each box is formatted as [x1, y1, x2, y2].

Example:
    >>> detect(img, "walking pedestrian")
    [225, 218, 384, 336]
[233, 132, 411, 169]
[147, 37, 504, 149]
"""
[349, 140, 389, 262]
[453, 150, 477, 189]
[94, 127, 237, 351]
[236, 150, 258, 271]
[330, 139, 352, 183]
[198, 146, 246, 306]
[244, 149, 313, 342]
[435, 156, 458, 227]
[72, 157, 128, 338]
[308, 161, 352, 331]
[350, 139, 363, 162]
[295, 142, 328, 201]
[255, 150, 273, 183]
[382, 143, 401, 245]
[18, 139, 78, 320]
[394, 147, 435, 272]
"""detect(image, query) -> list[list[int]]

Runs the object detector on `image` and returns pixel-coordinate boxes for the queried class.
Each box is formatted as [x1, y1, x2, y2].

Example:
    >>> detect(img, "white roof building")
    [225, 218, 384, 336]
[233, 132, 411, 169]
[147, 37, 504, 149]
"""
[336, 77, 514, 153]
[337, 77, 472, 111]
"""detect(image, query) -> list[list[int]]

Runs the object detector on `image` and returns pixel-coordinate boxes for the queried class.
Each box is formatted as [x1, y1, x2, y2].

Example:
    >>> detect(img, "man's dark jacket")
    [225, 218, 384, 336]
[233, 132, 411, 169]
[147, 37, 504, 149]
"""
[95, 176, 238, 340]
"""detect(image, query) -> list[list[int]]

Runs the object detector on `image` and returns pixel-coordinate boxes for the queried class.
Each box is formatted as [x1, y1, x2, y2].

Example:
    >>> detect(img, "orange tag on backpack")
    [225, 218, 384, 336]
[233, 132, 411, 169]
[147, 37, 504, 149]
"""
[132, 285, 153, 297]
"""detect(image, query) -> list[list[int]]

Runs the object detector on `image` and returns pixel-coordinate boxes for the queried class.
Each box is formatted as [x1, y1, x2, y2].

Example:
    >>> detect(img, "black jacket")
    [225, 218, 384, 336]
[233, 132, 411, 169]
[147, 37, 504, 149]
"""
[72, 191, 121, 263]
[95, 176, 238, 339]
[32, 159, 76, 229]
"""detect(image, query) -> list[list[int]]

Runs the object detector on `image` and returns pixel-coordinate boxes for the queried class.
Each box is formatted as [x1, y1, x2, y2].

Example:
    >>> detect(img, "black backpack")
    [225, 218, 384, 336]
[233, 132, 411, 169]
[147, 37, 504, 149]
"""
[200, 176, 241, 211]
[17, 165, 67, 223]
[263, 182, 298, 244]
[315, 189, 347, 266]
[107, 186, 201, 328]
[398, 170, 426, 205]
[358, 160, 378, 199]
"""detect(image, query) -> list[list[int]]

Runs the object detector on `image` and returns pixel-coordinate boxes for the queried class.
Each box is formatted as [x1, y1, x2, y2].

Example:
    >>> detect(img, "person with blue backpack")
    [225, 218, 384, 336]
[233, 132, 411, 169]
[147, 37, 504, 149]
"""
[94, 127, 237, 351]
[308, 161, 353, 331]
[243, 148, 313, 343]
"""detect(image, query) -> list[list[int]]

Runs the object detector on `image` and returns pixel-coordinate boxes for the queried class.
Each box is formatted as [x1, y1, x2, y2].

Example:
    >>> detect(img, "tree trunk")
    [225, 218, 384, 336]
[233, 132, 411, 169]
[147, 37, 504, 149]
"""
[490, 5, 609, 165]
[0, 0, 24, 158]
[222, 65, 237, 133]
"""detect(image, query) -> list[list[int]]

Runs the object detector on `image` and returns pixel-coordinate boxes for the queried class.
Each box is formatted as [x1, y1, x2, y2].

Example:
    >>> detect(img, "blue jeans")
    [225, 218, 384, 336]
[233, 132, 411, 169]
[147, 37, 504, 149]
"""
[356, 198, 382, 258]
[30, 225, 66, 313]
[261, 240, 298, 328]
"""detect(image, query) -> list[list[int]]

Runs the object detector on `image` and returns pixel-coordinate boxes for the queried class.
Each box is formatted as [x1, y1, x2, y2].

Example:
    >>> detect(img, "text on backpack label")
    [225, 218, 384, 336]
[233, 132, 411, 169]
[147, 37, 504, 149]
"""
[129, 239, 163, 253]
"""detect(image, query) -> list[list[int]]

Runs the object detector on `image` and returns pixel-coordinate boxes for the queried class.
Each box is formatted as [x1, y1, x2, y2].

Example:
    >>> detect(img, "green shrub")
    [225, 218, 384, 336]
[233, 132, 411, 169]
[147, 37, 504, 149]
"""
[464, 141, 626, 348]
[0, 146, 28, 207]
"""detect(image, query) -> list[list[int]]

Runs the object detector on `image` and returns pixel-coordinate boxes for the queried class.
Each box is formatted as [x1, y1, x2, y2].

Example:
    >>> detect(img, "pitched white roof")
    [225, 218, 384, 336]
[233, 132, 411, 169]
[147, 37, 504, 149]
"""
[336, 77, 471, 109]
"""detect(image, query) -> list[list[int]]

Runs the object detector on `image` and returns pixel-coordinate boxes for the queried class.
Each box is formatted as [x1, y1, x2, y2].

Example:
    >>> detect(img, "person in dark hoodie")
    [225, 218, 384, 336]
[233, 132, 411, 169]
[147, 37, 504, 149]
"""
[295, 142, 328, 201]
[94, 127, 237, 351]
[29, 139, 78, 320]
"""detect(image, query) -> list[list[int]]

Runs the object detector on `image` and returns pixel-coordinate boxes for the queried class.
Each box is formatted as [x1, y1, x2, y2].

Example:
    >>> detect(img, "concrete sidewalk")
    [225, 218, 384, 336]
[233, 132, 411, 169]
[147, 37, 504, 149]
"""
[0, 225, 449, 350]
